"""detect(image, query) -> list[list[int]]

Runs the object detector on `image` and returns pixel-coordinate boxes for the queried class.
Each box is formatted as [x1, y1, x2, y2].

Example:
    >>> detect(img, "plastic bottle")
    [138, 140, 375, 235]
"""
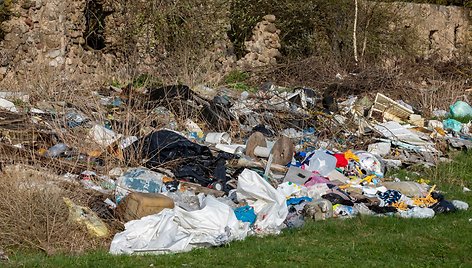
[452, 200, 469, 211]
[45, 143, 68, 157]
[397, 207, 435, 219]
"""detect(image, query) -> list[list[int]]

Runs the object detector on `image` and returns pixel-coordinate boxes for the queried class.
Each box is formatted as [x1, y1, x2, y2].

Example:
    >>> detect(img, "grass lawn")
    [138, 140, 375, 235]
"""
[5, 153, 472, 267]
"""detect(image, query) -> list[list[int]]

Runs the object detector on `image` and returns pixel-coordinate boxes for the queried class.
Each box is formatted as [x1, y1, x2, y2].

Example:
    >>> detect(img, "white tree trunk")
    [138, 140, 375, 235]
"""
[353, 0, 359, 63]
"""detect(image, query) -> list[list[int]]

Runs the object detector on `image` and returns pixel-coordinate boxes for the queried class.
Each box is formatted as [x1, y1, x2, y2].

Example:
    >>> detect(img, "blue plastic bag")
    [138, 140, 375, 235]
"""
[450, 101, 472, 118]
[234, 206, 257, 225]
[443, 118, 463, 132]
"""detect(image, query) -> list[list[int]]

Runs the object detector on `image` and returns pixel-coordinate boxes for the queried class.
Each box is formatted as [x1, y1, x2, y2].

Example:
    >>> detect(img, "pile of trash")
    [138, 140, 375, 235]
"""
[0, 84, 469, 255]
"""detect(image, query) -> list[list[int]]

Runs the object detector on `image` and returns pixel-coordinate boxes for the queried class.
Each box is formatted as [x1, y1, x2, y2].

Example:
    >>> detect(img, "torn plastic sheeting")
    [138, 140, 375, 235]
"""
[115, 167, 165, 203]
[174, 194, 248, 246]
[141, 130, 213, 166]
[110, 209, 192, 254]
[237, 169, 288, 234]
[110, 195, 249, 255]
[140, 130, 230, 186]
[446, 137, 472, 150]
[390, 139, 438, 153]
[367, 142, 391, 157]
[374, 121, 432, 146]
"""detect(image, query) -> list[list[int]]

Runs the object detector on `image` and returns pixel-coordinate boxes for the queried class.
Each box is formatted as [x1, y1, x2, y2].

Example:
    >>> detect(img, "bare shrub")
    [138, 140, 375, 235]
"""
[0, 165, 109, 255]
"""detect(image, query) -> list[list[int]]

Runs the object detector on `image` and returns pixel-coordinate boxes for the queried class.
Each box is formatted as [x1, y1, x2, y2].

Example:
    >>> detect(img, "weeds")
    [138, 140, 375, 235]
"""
[0, 165, 109, 255]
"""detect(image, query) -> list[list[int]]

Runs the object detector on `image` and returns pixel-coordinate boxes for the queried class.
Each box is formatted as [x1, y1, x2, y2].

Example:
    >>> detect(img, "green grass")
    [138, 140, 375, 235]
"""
[449, 115, 472, 124]
[5, 152, 472, 267]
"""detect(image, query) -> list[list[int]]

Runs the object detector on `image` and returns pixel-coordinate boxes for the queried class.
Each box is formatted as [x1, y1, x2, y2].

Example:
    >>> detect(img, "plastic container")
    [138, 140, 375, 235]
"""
[254, 146, 271, 157]
[63, 197, 109, 237]
[117, 192, 175, 222]
[215, 144, 245, 155]
[205, 132, 231, 144]
[304, 150, 337, 177]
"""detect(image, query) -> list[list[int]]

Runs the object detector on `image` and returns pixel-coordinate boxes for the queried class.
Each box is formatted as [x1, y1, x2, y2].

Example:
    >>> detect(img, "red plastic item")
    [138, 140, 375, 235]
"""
[334, 153, 348, 168]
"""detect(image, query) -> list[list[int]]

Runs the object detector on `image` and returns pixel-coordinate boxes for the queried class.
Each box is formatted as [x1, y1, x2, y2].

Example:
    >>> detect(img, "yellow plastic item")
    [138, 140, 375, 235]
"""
[412, 185, 437, 207]
[360, 175, 376, 184]
[63, 197, 109, 237]
[38, 148, 47, 156]
[392, 201, 408, 211]
[344, 150, 360, 162]
[416, 178, 431, 185]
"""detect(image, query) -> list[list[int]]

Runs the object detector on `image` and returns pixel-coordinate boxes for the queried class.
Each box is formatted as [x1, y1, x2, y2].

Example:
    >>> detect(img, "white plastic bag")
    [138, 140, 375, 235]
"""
[174, 195, 248, 246]
[109, 195, 249, 255]
[237, 169, 288, 234]
[110, 209, 192, 254]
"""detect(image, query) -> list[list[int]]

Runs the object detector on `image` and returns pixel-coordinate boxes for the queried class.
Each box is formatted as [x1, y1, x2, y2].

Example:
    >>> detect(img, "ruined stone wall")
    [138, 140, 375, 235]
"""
[390, 2, 471, 61]
[0, 0, 234, 89]
[0, 0, 121, 89]
[0, 0, 470, 90]
[237, 15, 281, 69]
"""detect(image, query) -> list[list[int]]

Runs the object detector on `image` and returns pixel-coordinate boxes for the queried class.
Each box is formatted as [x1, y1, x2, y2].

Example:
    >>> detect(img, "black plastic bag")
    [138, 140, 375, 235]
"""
[322, 193, 354, 206]
[429, 200, 456, 214]
[141, 130, 213, 166]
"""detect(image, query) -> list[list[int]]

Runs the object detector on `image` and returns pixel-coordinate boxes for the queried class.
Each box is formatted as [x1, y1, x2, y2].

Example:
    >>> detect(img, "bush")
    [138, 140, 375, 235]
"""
[0, 0, 12, 40]
[229, 0, 417, 65]
[0, 166, 108, 255]
[112, 0, 230, 85]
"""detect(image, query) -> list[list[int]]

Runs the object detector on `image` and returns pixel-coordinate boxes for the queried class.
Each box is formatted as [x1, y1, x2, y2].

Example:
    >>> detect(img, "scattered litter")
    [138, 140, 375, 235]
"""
[0, 83, 468, 256]
[0, 98, 18, 113]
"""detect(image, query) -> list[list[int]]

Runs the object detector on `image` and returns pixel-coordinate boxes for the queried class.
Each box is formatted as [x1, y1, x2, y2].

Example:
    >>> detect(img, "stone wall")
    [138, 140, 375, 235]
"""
[237, 15, 281, 69]
[0, 0, 233, 89]
[0, 0, 119, 88]
[390, 2, 471, 61]
[0, 1, 470, 90]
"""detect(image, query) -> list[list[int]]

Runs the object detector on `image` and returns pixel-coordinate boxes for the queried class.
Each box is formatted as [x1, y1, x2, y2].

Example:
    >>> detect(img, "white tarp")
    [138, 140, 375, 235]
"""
[237, 169, 288, 234]
[109, 195, 248, 255]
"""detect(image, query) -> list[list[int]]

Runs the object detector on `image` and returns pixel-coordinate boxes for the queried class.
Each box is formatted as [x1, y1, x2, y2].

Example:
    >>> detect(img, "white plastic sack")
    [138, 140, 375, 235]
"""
[88, 124, 122, 148]
[304, 183, 330, 200]
[110, 209, 192, 254]
[237, 169, 288, 234]
[109, 195, 248, 255]
[175, 194, 248, 246]
[397, 207, 435, 219]
[304, 150, 337, 177]
[277, 182, 302, 198]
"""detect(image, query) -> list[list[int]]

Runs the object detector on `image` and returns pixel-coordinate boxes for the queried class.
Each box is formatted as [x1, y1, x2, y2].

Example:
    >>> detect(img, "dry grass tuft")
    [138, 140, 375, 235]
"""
[0, 165, 110, 255]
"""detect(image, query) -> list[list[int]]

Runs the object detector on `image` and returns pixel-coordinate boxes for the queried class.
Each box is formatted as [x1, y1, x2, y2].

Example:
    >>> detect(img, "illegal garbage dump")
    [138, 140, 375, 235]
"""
[0, 84, 469, 256]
